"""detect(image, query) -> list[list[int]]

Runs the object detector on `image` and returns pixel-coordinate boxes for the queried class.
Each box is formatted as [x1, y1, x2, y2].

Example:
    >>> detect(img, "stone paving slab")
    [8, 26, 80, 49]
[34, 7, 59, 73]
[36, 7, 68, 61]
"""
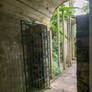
[45, 62, 77, 92]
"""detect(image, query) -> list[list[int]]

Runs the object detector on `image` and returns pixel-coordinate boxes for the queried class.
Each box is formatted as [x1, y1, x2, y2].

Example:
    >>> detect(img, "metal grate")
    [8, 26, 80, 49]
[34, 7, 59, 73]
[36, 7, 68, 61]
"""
[20, 20, 50, 92]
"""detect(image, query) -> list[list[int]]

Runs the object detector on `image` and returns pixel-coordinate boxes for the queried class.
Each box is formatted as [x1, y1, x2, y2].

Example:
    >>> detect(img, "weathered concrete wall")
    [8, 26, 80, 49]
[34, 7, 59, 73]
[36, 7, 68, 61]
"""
[76, 14, 89, 92]
[0, 12, 24, 92]
[0, 0, 68, 26]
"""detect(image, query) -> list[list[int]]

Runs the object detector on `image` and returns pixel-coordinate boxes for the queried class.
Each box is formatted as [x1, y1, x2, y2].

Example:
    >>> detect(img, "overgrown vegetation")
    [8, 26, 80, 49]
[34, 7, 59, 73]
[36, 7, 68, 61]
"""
[81, 2, 89, 13]
[50, 4, 75, 78]
[49, 0, 89, 79]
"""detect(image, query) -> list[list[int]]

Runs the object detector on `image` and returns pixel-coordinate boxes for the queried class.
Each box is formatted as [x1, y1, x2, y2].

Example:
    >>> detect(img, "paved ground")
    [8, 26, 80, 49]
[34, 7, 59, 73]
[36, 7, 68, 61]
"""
[45, 62, 77, 92]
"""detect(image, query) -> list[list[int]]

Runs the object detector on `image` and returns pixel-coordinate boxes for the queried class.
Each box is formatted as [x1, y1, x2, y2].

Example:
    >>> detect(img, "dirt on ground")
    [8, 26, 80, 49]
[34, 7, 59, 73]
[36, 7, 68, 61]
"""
[45, 62, 77, 92]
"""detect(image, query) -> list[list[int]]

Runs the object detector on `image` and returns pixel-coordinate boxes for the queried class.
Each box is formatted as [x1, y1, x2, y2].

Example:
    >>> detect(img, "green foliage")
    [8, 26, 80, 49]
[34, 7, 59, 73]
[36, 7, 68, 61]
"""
[64, 12, 75, 17]
[81, 2, 89, 13]
[52, 40, 62, 77]
[53, 61, 61, 75]
[50, 6, 75, 34]
[50, 5, 75, 78]
[28, 16, 37, 23]
[59, 6, 77, 11]
[50, 24, 57, 31]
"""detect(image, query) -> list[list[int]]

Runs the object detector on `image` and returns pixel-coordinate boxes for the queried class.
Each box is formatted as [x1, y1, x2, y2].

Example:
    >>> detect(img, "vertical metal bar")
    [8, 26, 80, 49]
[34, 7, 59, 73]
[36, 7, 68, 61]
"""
[28, 36, 30, 89]
[43, 30, 45, 88]
[20, 20, 27, 92]
[40, 32, 42, 89]
[33, 34, 36, 91]
[32, 29, 35, 90]
[46, 27, 50, 87]
[45, 28, 48, 87]
[38, 33, 40, 89]
[31, 35, 33, 89]
[44, 29, 47, 88]
[37, 33, 39, 89]
[41, 32, 43, 88]
[30, 35, 32, 89]
[44, 28, 47, 88]
[39, 33, 41, 89]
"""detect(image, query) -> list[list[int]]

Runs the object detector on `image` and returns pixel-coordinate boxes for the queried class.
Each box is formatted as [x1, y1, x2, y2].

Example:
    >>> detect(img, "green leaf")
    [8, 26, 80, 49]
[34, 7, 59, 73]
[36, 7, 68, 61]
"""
[60, 31, 63, 35]
[51, 24, 57, 30]
[59, 6, 77, 11]
[64, 12, 75, 17]
[65, 35, 68, 39]
[60, 31, 68, 39]
[59, 12, 75, 17]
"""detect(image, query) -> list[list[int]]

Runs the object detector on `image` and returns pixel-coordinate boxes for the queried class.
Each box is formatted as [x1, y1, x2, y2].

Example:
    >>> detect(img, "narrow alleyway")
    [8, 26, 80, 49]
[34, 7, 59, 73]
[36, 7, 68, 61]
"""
[46, 62, 77, 92]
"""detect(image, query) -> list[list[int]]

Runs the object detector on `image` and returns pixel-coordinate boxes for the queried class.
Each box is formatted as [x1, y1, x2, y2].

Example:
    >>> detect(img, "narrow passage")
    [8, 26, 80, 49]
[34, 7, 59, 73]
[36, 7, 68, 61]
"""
[46, 62, 77, 92]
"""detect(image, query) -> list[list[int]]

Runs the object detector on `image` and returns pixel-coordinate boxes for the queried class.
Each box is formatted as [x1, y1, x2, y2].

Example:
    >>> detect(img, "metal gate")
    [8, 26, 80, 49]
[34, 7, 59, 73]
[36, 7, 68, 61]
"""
[20, 20, 50, 92]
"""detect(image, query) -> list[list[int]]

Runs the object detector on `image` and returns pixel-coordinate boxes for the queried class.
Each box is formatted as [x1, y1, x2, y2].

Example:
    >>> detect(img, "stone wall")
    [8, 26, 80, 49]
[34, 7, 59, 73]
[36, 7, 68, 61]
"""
[76, 14, 89, 92]
[0, 12, 24, 92]
[0, 12, 49, 92]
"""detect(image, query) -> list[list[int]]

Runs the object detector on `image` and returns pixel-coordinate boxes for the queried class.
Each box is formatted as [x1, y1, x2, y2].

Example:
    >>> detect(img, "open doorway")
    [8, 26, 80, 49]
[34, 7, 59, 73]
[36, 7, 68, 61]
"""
[20, 0, 89, 92]
[46, 0, 89, 92]
[20, 1, 89, 92]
